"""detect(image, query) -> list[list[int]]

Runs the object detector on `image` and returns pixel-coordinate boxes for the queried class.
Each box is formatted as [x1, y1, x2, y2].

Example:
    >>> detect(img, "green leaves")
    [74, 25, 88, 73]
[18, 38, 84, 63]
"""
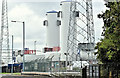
[96, 2, 120, 64]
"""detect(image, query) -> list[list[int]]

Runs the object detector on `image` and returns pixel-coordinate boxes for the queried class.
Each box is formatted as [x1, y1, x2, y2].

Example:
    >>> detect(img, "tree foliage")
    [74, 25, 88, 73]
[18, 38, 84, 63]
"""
[96, 2, 120, 64]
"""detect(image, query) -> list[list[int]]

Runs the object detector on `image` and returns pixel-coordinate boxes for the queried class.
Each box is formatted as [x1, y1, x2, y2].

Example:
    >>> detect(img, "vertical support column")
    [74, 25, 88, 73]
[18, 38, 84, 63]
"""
[82, 66, 87, 78]
[11, 35, 14, 73]
[99, 65, 101, 78]
[34, 41, 36, 54]
[23, 22, 25, 72]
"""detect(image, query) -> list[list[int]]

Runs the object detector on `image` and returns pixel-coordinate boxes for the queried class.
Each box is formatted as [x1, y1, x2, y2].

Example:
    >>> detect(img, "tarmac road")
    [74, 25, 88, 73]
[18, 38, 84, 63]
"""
[0, 74, 11, 78]
[1, 75, 54, 78]
[1, 75, 81, 78]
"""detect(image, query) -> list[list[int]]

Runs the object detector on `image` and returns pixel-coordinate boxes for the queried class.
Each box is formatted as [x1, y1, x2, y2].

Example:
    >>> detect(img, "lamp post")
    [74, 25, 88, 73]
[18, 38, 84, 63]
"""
[11, 21, 25, 72]
[11, 35, 14, 74]
[64, 53, 69, 72]
[34, 41, 36, 54]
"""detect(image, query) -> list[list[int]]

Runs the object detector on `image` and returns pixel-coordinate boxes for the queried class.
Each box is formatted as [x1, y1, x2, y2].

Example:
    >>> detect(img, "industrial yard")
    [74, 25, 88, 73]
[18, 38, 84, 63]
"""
[0, 0, 120, 78]
[0, 0, 101, 77]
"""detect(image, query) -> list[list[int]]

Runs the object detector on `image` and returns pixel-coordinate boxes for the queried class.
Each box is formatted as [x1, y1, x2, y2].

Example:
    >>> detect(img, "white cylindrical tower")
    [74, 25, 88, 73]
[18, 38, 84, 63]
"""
[60, 1, 76, 60]
[60, 1, 71, 53]
[44, 11, 60, 48]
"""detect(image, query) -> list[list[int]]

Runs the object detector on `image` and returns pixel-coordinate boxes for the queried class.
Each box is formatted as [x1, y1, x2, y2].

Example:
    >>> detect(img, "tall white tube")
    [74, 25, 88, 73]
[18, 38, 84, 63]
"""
[46, 11, 60, 48]
[60, 1, 76, 60]
[60, 1, 70, 53]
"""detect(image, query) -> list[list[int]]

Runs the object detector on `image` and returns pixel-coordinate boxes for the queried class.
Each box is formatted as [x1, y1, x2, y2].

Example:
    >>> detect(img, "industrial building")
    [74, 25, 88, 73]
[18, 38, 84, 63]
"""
[22, 0, 96, 73]
[0, 0, 97, 76]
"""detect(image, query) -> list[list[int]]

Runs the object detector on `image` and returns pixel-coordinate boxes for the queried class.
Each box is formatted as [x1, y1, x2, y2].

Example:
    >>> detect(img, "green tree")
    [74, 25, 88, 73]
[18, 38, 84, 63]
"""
[96, 2, 120, 64]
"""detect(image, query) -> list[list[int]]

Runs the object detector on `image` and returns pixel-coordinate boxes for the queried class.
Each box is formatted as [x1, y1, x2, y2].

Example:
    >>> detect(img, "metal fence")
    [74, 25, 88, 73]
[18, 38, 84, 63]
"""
[99, 63, 120, 78]
[24, 57, 52, 72]
[24, 57, 83, 73]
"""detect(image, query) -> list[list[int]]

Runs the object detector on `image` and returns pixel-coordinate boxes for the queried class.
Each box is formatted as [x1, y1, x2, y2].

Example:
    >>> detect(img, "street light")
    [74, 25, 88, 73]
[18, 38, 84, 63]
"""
[11, 20, 25, 72]
[11, 35, 14, 74]
[34, 41, 36, 54]
[64, 53, 69, 72]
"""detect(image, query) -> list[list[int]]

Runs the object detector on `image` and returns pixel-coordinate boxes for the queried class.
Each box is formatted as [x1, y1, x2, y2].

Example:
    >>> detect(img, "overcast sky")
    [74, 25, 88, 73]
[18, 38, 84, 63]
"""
[0, 0, 106, 51]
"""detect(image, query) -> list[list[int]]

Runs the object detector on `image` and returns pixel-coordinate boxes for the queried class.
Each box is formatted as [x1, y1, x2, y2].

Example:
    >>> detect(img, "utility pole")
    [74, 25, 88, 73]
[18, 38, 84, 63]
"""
[0, 0, 10, 73]
[11, 21, 25, 72]
[34, 41, 36, 54]
[11, 35, 14, 74]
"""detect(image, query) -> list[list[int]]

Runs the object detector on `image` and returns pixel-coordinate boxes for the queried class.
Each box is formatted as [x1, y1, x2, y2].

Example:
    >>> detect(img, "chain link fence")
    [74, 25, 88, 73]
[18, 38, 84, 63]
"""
[24, 57, 52, 72]
[99, 63, 120, 78]
[24, 57, 84, 73]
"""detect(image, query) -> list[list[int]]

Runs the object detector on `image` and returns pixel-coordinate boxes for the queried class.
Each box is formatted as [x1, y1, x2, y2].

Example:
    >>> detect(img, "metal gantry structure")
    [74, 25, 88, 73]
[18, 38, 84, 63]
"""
[67, 0, 95, 62]
[0, 0, 10, 72]
[86, 0, 95, 43]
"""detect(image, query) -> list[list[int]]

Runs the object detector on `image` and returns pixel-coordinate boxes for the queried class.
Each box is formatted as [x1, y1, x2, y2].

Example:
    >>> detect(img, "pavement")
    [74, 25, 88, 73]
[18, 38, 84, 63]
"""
[1, 75, 54, 78]
[0, 73, 52, 78]
[0, 74, 11, 78]
[0, 73, 82, 78]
